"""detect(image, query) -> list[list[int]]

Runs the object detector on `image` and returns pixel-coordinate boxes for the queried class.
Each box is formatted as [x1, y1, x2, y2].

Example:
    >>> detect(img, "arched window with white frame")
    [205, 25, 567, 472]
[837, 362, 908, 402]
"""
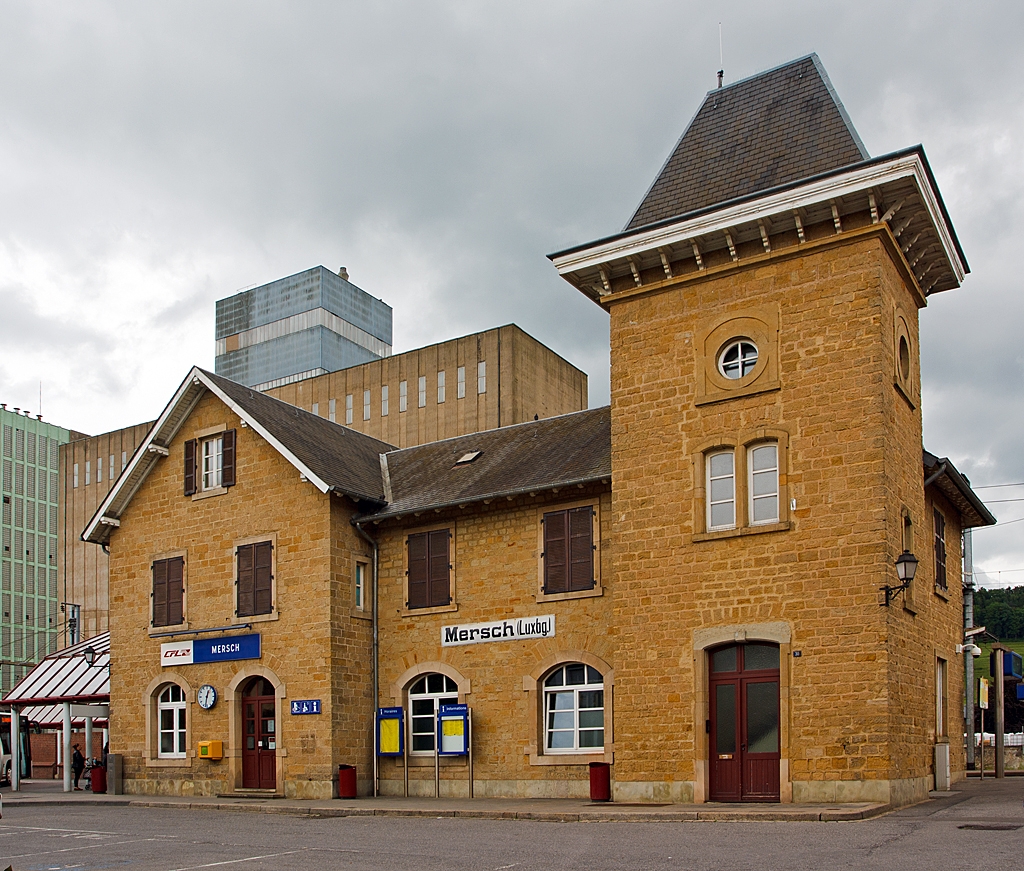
[157, 683, 187, 759]
[408, 673, 459, 754]
[544, 663, 604, 753]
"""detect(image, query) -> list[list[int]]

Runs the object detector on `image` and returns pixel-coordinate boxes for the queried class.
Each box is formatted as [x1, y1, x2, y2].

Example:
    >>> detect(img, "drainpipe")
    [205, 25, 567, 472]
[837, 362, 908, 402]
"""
[352, 517, 379, 797]
[964, 528, 976, 770]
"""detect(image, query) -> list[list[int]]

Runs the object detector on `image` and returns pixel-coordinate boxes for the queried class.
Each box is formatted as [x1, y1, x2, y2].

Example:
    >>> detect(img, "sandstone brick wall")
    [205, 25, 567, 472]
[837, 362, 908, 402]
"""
[107, 392, 369, 798]
[373, 485, 612, 798]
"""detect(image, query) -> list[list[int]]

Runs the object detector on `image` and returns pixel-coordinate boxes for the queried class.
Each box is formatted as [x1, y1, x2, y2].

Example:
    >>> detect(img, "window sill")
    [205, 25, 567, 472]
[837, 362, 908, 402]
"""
[695, 380, 781, 407]
[191, 486, 227, 502]
[692, 521, 790, 543]
[146, 756, 192, 768]
[350, 608, 372, 621]
[934, 586, 950, 601]
[537, 586, 603, 604]
[402, 603, 458, 618]
[149, 621, 190, 637]
[237, 611, 279, 624]
[527, 749, 613, 766]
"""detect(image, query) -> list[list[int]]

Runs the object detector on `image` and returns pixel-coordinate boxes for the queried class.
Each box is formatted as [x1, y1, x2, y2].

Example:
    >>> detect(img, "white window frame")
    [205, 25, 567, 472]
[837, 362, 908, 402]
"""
[85, 460, 91, 486]
[707, 450, 736, 530]
[345, 394, 353, 425]
[363, 389, 371, 421]
[457, 366, 466, 399]
[399, 380, 408, 413]
[354, 561, 366, 611]
[544, 663, 604, 754]
[718, 339, 759, 380]
[437, 370, 446, 404]
[381, 385, 389, 417]
[97, 456, 103, 483]
[109, 454, 115, 481]
[408, 673, 459, 755]
[329, 398, 336, 422]
[201, 436, 223, 491]
[748, 443, 779, 525]
[477, 361, 487, 394]
[157, 683, 187, 759]
[418, 376, 427, 408]
[73, 463, 79, 488]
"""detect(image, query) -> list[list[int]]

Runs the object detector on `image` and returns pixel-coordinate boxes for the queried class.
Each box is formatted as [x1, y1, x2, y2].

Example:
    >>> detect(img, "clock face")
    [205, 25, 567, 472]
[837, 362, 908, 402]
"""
[197, 684, 217, 710]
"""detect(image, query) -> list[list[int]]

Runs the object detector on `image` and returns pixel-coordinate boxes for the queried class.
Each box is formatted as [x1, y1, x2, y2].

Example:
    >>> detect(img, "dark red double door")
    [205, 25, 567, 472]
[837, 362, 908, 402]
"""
[709, 643, 780, 802]
[242, 678, 276, 790]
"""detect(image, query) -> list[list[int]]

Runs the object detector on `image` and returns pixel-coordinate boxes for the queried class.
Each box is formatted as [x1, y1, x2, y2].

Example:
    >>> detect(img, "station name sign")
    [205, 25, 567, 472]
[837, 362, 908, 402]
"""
[441, 615, 554, 647]
[160, 633, 261, 666]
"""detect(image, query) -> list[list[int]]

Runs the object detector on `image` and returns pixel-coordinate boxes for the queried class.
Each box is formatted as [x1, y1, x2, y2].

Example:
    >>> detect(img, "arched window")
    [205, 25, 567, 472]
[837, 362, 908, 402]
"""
[408, 673, 458, 754]
[157, 684, 187, 759]
[544, 663, 604, 753]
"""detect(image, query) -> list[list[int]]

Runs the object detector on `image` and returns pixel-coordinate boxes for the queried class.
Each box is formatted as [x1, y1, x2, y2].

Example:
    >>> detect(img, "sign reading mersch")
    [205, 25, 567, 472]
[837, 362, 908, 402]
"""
[160, 633, 261, 666]
[441, 615, 554, 647]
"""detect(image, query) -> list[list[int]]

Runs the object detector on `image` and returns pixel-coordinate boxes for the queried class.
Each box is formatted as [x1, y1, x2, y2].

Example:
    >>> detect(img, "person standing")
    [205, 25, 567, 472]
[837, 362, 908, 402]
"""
[72, 743, 86, 790]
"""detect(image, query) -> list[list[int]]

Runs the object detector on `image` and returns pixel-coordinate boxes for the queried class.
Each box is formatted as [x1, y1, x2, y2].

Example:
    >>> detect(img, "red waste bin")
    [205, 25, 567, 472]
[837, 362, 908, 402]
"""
[337, 764, 357, 799]
[589, 761, 610, 802]
[90, 764, 107, 794]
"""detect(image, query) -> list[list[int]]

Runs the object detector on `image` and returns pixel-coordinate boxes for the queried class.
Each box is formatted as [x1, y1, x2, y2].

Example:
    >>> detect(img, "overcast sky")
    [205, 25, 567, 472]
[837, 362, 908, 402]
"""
[1, 1, 1022, 586]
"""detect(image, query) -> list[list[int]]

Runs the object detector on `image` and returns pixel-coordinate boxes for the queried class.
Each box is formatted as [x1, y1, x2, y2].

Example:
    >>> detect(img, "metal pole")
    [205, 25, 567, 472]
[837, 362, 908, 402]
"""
[85, 716, 94, 764]
[403, 736, 409, 798]
[434, 734, 440, 798]
[980, 705, 984, 779]
[10, 706, 20, 791]
[964, 529, 976, 769]
[468, 709, 473, 799]
[994, 647, 1006, 779]
[62, 702, 72, 792]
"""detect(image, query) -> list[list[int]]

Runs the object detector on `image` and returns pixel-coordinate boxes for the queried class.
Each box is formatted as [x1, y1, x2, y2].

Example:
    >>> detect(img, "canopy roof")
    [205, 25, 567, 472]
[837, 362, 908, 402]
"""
[3, 632, 109, 707]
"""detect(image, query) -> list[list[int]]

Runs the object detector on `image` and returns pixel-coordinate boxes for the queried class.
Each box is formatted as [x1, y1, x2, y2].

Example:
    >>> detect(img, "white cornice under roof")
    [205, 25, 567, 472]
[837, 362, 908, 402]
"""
[552, 149, 966, 300]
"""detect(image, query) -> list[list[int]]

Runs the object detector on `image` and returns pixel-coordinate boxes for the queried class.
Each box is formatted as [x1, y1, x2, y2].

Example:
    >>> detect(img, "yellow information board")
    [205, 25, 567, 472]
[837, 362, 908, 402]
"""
[979, 677, 989, 710]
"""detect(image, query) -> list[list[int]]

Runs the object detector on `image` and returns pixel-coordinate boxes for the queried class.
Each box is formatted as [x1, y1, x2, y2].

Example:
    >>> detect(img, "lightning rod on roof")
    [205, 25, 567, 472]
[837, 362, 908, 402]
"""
[717, 22, 724, 88]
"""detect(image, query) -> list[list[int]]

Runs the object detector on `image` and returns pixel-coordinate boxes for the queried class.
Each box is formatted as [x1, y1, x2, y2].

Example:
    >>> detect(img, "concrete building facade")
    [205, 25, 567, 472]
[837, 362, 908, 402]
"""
[215, 266, 393, 391]
[0, 406, 74, 695]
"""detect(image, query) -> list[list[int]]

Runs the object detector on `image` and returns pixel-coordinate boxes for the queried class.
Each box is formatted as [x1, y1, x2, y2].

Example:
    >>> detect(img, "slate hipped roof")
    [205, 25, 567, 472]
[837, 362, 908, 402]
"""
[626, 54, 869, 231]
[362, 407, 611, 522]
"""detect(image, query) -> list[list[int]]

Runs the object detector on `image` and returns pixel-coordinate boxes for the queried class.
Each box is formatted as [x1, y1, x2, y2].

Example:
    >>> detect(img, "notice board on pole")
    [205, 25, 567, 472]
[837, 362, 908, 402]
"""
[437, 704, 469, 756]
[377, 707, 404, 756]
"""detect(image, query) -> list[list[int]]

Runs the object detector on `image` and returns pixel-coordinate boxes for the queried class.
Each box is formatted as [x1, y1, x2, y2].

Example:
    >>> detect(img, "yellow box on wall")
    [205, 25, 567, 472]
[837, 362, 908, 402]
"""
[197, 740, 223, 760]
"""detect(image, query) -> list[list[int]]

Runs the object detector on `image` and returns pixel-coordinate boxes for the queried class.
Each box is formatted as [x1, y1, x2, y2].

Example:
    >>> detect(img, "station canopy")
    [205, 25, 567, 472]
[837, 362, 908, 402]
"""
[2, 632, 109, 728]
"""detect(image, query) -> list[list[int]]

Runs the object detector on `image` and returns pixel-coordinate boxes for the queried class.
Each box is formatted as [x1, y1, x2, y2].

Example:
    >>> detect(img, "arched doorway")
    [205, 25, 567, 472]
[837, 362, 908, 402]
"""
[241, 677, 276, 789]
[708, 642, 780, 802]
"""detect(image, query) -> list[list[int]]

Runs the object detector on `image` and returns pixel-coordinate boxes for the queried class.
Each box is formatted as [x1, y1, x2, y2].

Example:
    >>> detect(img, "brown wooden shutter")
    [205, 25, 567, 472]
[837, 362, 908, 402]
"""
[568, 506, 595, 591]
[222, 429, 236, 487]
[237, 544, 255, 617]
[428, 529, 451, 606]
[407, 533, 429, 608]
[254, 541, 273, 615]
[543, 511, 568, 594]
[152, 559, 168, 626]
[183, 440, 196, 496]
[167, 557, 184, 625]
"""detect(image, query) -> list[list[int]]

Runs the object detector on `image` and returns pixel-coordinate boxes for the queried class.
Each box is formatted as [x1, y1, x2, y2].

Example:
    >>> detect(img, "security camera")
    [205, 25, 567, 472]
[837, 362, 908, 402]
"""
[957, 643, 982, 656]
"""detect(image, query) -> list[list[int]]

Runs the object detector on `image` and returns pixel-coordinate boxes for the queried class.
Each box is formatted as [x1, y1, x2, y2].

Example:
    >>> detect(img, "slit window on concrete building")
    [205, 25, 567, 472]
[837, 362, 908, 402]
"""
[363, 389, 371, 421]
[381, 385, 389, 417]
[409, 673, 458, 754]
[478, 361, 487, 394]
[457, 366, 466, 399]
[109, 455, 115, 482]
[85, 460, 91, 486]
[707, 451, 736, 530]
[544, 663, 604, 753]
[97, 456, 103, 483]
[312, 402, 319, 417]
[399, 381, 408, 413]
[73, 463, 79, 488]
[934, 509, 947, 590]
[345, 394, 353, 425]
[418, 376, 426, 408]
[329, 398, 336, 422]
[437, 371, 446, 403]
[121, 451, 127, 470]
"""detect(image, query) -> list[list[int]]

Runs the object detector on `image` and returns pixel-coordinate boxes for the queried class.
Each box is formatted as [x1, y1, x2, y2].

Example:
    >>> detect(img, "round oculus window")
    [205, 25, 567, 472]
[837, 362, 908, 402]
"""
[898, 334, 911, 383]
[718, 340, 758, 380]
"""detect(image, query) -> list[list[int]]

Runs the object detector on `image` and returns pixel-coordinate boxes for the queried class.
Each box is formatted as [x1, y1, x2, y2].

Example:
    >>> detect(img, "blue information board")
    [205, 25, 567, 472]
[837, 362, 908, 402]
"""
[437, 704, 469, 756]
[290, 699, 321, 715]
[377, 707, 404, 756]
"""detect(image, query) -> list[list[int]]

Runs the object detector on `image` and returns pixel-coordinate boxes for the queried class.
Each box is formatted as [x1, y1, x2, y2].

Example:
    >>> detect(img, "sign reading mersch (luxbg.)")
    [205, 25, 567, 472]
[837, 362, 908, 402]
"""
[441, 615, 554, 647]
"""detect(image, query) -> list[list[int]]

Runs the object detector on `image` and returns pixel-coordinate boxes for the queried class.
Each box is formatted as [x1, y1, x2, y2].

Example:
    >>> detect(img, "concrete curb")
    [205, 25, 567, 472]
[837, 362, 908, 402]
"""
[1, 795, 893, 823]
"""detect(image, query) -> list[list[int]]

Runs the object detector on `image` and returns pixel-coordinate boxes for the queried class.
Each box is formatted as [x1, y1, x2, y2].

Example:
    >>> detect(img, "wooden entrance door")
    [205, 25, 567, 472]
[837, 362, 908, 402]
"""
[241, 677, 276, 789]
[709, 643, 780, 802]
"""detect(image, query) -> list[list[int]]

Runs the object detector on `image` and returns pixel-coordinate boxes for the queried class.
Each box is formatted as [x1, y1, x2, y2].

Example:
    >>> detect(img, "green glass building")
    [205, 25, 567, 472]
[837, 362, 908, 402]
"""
[1, 405, 71, 695]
